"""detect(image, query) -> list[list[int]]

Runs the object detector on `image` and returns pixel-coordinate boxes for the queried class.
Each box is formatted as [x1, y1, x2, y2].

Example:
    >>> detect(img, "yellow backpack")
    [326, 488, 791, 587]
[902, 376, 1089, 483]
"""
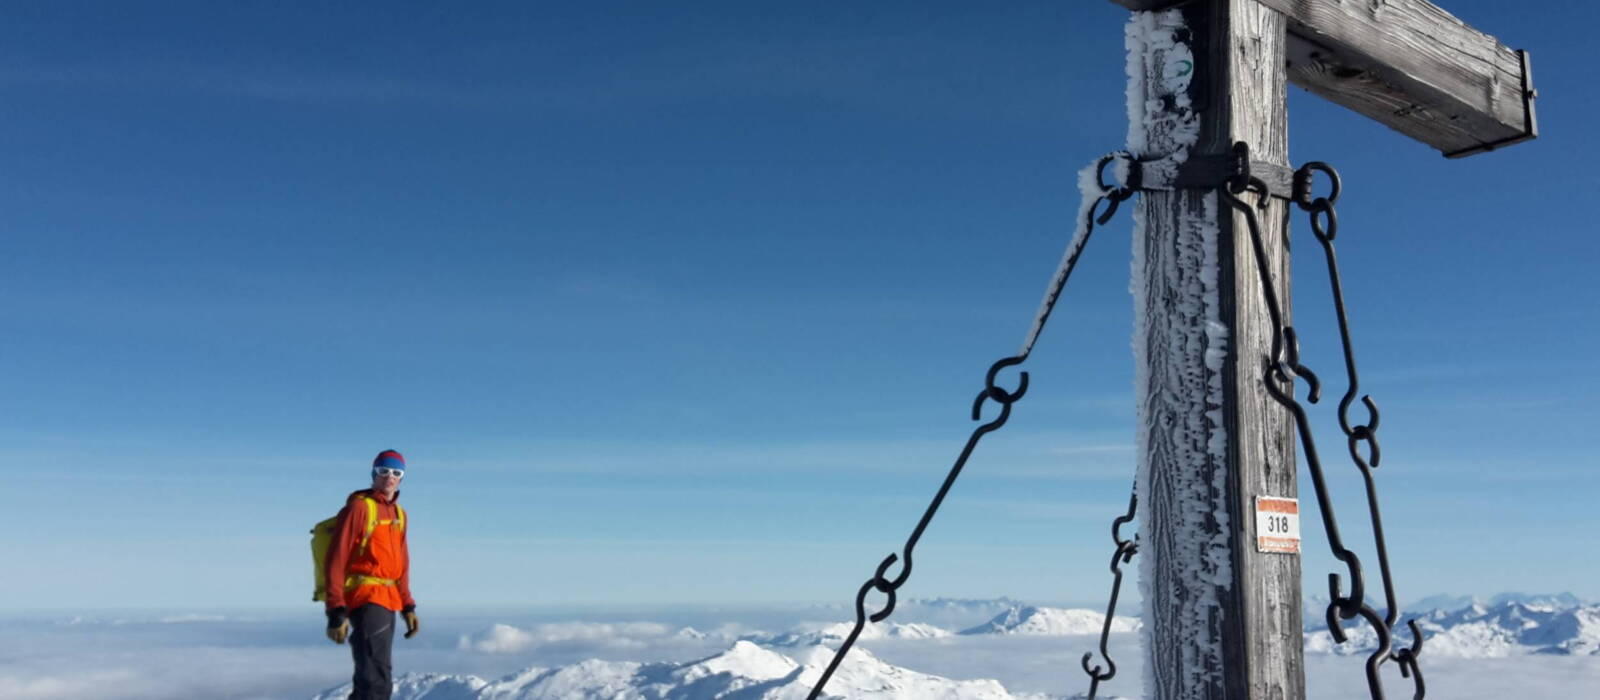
[310, 497, 406, 602]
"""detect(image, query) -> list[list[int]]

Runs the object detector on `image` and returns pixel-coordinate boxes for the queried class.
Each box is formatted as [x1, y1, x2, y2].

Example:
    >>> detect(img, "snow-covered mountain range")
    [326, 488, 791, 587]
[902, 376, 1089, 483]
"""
[1407, 592, 1586, 614]
[958, 606, 1140, 637]
[800, 597, 1030, 629]
[758, 597, 1600, 657]
[742, 621, 952, 647]
[316, 595, 1596, 699]
[1305, 598, 1600, 658]
[312, 641, 1058, 700]
[742, 605, 1138, 646]
[331, 605, 1145, 699]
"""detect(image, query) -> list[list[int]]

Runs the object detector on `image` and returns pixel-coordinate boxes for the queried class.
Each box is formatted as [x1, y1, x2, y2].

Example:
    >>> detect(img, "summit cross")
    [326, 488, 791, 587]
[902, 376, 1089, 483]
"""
[1104, 1, 1535, 699]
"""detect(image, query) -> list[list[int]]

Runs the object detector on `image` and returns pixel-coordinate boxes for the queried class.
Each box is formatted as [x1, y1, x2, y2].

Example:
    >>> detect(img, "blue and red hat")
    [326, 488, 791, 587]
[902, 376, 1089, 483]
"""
[372, 449, 406, 475]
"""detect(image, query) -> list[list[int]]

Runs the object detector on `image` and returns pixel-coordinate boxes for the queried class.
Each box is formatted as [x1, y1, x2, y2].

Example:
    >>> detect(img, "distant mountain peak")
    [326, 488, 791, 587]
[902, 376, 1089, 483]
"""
[743, 620, 952, 647]
[313, 640, 1037, 699]
[678, 641, 799, 683]
[904, 596, 1027, 609]
[1405, 592, 1586, 616]
[1306, 599, 1600, 658]
[959, 605, 1139, 637]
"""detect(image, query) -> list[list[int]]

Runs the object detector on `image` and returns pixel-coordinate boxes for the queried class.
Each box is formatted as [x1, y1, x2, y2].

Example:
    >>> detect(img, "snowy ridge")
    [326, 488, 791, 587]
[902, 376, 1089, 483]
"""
[802, 597, 1023, 620]
[311, 641, 1049, 700]
[903, 597, 1028, 614]
[959, 606, 1139, 637]
[1407, 592, 1588, 614]
[744, 621, 951, 647]
[1304, 601, 1600, 658]
[880, 597, 1031, 628]
[796, 597, 1030, 629]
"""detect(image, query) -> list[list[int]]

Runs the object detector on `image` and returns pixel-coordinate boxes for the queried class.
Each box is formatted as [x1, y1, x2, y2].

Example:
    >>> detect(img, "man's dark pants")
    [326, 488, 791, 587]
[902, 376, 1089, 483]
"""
[348, 603, 396, 700]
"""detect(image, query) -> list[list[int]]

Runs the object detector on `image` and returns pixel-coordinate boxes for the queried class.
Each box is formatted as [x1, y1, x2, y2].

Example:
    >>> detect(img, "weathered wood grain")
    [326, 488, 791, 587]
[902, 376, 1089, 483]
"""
[1127, 11, 1228, 697]
[1110, 0, 1537, 157]
[1218, 3, 1306, 697]
[1132, 2, 1303, 698]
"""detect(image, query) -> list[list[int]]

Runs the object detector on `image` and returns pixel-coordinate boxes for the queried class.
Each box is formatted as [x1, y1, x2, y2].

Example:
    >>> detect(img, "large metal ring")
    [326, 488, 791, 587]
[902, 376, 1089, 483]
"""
[1095, 151, 1141, 200]
[1294, 161, 1341, 207]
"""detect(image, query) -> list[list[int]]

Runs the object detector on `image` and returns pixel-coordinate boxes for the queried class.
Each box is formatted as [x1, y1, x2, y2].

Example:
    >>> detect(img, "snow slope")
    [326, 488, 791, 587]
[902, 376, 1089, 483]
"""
[311, 641, 1046, 700]
[1304, 600, 1600, 658]
[959, 606, 1140, 637]
[745, 621, 951, 647]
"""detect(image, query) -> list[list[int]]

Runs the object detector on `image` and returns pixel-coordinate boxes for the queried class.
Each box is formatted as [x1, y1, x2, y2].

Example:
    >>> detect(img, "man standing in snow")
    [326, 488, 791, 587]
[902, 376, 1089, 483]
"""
[323, 449, 419, 700]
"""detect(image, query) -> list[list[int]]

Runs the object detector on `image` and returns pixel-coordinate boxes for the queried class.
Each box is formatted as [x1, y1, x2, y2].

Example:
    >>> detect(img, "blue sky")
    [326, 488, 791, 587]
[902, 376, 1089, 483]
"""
[1, 1, 1595, 612]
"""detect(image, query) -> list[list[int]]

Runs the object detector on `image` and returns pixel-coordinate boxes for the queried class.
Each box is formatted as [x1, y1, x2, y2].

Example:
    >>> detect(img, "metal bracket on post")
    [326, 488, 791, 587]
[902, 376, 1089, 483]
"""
[1175, 155, 1294, 197]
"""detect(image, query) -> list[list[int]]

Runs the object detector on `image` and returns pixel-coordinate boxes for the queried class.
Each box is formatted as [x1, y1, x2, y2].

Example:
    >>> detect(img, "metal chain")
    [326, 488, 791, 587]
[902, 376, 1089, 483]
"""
[1080, 487, 1137, 700]
[1220, 142, 1417, 700]
[805, 153, 1137, 700]
[1292, 163, 1425, 699]
[1021, 152, 1141, 359]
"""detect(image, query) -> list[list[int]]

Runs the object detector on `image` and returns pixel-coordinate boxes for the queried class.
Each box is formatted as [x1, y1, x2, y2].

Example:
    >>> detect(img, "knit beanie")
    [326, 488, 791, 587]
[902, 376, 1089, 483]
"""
[372, 449, 406, 473]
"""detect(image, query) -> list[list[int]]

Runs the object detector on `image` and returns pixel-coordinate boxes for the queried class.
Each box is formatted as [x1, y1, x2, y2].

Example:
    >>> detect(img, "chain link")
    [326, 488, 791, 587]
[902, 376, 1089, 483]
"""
[808, 144, 1422, 700]
[806, 154, 1134, 700]
[1223, 142, 1421, 700]
[1293, 161, 1424, 700]
[1020, 151, 1140, 360]
[1080, 487, 1137, 700]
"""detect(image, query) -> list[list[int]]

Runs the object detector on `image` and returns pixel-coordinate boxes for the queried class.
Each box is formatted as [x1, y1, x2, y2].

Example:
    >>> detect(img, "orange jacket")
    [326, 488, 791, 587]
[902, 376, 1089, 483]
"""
[322, 489, 415, 612]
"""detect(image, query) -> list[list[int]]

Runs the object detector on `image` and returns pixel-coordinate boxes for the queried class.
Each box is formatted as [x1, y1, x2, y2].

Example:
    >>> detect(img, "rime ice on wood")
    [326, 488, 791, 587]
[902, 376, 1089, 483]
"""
[1111, 0, 1536, 697]
[1123, 10, 1196, 174]
[1126, 9, 1234, 700]
[1132, 193, 1232, 698]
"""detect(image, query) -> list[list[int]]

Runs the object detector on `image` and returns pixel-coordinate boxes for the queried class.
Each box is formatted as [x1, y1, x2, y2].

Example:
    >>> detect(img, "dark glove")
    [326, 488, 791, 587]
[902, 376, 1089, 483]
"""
[325, 607, 349, 645]
[402, 609, 419, 639]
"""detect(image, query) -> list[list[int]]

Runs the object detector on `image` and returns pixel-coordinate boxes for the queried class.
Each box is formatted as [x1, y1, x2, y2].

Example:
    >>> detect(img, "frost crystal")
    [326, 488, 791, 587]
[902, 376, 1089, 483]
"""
[1126, 8, 1231, 699]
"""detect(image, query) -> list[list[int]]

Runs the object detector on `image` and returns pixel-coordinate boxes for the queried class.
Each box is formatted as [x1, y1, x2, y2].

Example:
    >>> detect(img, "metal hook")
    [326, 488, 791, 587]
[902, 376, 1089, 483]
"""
[1349, 395, 1382, 468]
[1091, 195, 1120, 226]
[1328, 550, 1367, 621]
[1309, 202, 1339, 242]
[1111, 494, 1138, 549]
[1282, 327, 1322, 404]
[1081, 653, 1114, 681]
[974, 356, 1029, 419]
[1227, 142, 1254, 194]
[1356, 605, 1396, 700]
[1249, 176, 1271, 210]
[869, 553, 907, 609]
[1391, 619, 1426, 699]
[1080, 488, 1138, 700]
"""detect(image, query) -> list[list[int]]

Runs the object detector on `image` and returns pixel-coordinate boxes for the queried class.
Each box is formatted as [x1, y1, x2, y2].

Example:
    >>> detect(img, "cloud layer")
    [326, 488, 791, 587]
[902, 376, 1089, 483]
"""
[457, 621, 677, 653]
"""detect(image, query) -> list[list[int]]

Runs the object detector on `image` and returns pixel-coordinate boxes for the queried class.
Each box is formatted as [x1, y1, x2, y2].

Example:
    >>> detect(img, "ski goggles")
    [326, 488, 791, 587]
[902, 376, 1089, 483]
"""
[373, 467, 405, 478]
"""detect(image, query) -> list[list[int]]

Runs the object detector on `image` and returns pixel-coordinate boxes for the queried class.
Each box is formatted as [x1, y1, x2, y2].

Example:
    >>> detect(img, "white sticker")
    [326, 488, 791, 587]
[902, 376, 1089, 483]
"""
[1255, 496, 1300, 554]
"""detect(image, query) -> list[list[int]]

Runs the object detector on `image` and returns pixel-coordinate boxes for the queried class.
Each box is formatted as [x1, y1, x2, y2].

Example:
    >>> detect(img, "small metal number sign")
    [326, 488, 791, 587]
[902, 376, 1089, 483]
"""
[1254, 496, 1300, 554]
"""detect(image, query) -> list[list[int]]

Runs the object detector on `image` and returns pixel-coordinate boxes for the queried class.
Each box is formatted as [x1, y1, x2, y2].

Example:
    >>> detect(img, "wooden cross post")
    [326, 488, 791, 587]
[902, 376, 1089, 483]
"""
[1106, 1, 1536, 698]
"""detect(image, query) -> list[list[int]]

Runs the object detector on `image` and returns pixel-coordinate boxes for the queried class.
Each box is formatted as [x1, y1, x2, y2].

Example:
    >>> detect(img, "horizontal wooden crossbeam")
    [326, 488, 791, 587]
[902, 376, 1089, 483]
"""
[1108, 0, 1537, 157]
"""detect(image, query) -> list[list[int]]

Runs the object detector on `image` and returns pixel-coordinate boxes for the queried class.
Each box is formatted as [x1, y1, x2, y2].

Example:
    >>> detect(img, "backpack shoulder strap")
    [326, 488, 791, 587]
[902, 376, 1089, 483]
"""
[396, 504, 406, 532]
[356, 497, 379, 555]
